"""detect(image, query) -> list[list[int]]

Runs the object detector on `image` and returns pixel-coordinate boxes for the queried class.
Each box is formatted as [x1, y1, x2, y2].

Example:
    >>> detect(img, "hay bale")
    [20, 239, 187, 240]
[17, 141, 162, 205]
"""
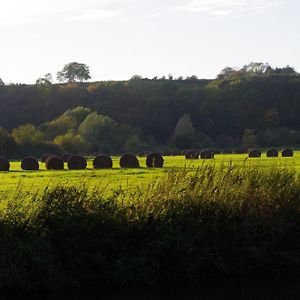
[93, 155, 113, 169]
[41, 153, 52, 162]
[62, 153, 72, 162]
[0, 157, 10, 171]
[185, 150, 199, 159]
[21, 157, 39, 170]
[266, 148, 278, 158]
[201, 149, 214, 159]
[146, 153, 164, 168]
[120, 154, 139, 168]
[46, 155, 64, 170]
[282, 148, 294, 157]
[248, 149, 261, 158]
[67, 155, 87, 170]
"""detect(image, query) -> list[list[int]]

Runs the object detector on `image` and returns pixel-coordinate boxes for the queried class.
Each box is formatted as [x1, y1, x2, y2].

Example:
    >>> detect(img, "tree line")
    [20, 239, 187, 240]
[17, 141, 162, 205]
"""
[0, 62, 300, 157]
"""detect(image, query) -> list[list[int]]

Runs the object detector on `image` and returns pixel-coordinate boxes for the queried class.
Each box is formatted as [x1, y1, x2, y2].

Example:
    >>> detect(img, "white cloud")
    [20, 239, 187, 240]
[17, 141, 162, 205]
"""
[0, 0, 129, 25]
[175, 0, 283, 16]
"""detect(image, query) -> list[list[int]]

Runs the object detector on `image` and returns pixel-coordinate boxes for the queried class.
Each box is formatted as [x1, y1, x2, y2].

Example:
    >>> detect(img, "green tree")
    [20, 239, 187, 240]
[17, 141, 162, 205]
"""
[54, 132, 86, 153]
[0, 127, 16, 156]
[57, 62, 91, 83]
[12, 124, 44, 146]
[0, 77, 4, 87]
[242, 129, 256, 148]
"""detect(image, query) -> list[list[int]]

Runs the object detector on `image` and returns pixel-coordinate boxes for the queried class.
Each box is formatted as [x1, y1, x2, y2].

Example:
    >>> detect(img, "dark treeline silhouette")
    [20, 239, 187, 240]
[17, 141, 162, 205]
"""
[0, 62, 300, 157]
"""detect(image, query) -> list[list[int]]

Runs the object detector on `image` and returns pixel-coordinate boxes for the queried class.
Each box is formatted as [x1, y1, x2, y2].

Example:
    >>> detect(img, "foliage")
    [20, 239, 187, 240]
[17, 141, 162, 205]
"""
[54, 132, 86, 154]
[1, 165, 300, 291]
[57, 62, 91, 83]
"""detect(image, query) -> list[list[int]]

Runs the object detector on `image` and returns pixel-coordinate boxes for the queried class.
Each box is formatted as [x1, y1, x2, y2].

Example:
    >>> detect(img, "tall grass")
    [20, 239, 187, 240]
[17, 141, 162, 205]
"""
[1, 164, 300, 292]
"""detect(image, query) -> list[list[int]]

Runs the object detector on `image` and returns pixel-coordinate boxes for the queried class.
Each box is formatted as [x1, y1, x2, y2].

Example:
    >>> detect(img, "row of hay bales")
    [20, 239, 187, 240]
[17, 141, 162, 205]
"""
[248, 148, 294, 158]
[0, 153, 165, 171]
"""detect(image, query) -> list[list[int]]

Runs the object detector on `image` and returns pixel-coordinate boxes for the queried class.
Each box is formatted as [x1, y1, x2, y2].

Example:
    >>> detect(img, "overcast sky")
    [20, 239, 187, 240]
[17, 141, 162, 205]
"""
[0, 0, 299, 83]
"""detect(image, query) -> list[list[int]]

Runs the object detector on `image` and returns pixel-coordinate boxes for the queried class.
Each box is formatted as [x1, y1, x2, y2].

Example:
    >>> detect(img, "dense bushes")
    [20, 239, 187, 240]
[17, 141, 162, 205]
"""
[1, 165, 300, 291]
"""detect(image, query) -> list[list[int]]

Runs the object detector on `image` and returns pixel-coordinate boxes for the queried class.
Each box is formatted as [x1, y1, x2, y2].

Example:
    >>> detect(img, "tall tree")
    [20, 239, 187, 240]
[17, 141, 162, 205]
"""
[57, 62, 91, 83]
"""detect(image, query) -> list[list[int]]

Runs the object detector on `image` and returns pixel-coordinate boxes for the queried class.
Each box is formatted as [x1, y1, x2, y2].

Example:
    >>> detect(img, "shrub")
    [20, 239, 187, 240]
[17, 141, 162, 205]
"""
[282, 148, 294, 157]
[21, 157, 39, 170]
[0, 156, 10, 171]
[67, 155, 87, 170]
[249, 149, 261, 158]
[41, 153, 52, 162]
[266, 148, 278, 157]
[120, 154, 139, 168]
[146, 153, 164, 168]
[200, 149, 214, 159]
[46, 155, 64, 170]
[93, 155, 113, 169]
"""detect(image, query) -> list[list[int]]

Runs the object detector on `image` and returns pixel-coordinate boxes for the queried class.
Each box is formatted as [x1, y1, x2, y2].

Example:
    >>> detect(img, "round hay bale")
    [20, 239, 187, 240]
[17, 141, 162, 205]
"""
[67, 155, 87, 170]
[185, 150, 199, 159]
[282, 148, 294, 157]
[46, 155, 64, 170]
[222, 149, 233, 154]
[0, 157, 10, 171]
[120, 154, 139, 168]
[62, 153, 72, 162]
[41, 153, 52, 162]
[248, 149, 261, 158]
[21, 157, 39, 170]
[146, 153, 164, 168]
[201, 149, 214, 159]
[266, 148, 278, 158]
[93, 155, 113, 169]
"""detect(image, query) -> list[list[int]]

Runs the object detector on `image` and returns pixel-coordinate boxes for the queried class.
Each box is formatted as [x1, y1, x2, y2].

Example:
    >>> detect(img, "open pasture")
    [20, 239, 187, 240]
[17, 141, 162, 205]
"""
[0, 152, 299, 199]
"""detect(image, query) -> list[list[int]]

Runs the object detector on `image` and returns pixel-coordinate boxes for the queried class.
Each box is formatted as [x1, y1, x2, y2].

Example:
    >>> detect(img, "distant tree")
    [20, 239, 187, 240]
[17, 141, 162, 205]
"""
[57, 62, 91, 83]
[242, 129, 256, 148]
[54, 132, 86, 153]
[123, 135, 144, 153]
[0, 127, 16, 156]
[63, 107, 92, 125]
[12, 124, 44, 146]
[168, 74, 173, 80]
[172, 114, 195, 148]
[217, 67, 237, 80]
[0, 77, 4, 87]
[130, 75, 143, 81]
[173, 114, 194, 138]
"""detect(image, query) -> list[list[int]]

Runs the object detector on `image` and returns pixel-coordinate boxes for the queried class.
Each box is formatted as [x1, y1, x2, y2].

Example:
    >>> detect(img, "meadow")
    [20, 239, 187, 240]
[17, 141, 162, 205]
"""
[0, 152, 298, 200]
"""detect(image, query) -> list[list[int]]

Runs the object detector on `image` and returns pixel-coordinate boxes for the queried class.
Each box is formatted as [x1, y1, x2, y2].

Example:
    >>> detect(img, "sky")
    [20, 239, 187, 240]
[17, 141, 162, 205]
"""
[0, 0, 299, 83]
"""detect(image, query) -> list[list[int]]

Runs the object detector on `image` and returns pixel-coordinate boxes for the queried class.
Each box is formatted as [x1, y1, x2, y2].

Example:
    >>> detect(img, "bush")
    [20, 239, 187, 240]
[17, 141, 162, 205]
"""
[146, 153, 164, 168]
[120, 154, 139, 168]
[46, 155, 64, 170]
[67, 155, 87, 170]
[0, 156, 9, 171]
[21, 157, 39, 170]
[93, 155, 113, 169]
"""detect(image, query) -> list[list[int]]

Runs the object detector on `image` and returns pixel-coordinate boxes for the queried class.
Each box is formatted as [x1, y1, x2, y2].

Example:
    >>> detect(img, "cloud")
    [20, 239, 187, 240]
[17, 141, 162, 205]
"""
[174, 0, 283, 16]
[0, 0, 129, 26]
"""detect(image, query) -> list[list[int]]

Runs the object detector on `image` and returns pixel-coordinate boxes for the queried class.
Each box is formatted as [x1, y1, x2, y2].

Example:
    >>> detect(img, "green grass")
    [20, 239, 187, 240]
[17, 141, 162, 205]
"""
[0, 153, 299, 200]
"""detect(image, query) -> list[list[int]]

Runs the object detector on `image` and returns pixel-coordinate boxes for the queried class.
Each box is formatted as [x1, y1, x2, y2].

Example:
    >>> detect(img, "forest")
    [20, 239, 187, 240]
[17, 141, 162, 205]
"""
[0, 63, 300, 157]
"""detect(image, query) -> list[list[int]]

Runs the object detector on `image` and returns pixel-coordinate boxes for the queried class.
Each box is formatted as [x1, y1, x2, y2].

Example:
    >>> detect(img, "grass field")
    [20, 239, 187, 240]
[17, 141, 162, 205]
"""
[0, 152, 299, 200]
